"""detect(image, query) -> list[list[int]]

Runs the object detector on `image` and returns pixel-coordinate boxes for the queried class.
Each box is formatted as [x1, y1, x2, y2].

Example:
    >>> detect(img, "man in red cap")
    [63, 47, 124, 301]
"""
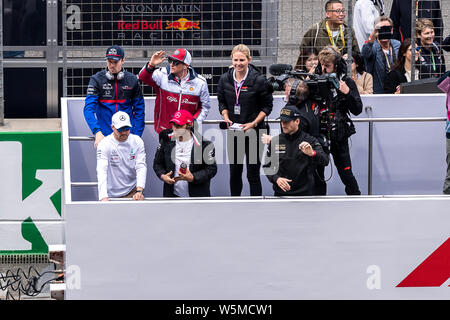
[153, 110, 217, 197]
[139, 48, 211, 133]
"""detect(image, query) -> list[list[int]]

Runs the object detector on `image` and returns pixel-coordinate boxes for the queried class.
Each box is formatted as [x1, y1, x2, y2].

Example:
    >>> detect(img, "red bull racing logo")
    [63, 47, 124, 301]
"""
[166, 18, 200, 31]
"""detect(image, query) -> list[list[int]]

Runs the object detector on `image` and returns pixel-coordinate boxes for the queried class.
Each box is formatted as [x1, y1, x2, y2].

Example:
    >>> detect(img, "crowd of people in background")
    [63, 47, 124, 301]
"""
[296, 0, 449, 95]
[83, 0, 450, 201]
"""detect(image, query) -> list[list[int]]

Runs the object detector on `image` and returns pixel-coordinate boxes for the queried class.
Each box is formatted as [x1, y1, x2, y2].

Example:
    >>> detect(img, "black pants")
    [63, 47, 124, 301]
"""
[227, 128, 265, 196]
[315, 138, 360, 196]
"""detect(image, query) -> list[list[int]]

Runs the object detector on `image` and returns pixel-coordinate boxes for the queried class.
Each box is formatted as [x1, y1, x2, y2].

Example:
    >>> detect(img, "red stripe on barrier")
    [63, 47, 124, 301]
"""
[397, 238, 450, 287]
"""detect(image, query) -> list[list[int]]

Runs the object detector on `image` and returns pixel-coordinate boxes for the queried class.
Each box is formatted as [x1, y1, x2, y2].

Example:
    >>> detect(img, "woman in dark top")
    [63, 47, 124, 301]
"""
[217, 44, 273, 196]
[384, 38, 419, 94]
[415, 19, 446, 79]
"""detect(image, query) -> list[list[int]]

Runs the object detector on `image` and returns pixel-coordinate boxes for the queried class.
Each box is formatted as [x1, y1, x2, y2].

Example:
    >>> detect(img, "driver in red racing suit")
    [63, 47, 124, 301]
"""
[138, 48, 211, 133]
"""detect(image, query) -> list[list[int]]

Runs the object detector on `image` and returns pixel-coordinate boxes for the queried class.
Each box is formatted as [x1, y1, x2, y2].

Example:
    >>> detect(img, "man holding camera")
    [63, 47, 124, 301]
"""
[263, 105, 329, 196]
[283, 78, 329, 195]
[362, 16, 401, 94]
[317, 46, 363, 195]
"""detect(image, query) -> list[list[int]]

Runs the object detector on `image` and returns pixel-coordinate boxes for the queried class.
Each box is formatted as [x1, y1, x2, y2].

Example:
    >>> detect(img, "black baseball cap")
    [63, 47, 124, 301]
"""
[106, 45, 125, 61]
[277, 105, 301, 121]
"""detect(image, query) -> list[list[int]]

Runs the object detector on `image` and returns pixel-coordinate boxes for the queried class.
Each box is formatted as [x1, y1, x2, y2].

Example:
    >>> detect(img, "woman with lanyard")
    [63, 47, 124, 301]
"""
[415, 18, 446, 79]
[217, 44, 273, 196]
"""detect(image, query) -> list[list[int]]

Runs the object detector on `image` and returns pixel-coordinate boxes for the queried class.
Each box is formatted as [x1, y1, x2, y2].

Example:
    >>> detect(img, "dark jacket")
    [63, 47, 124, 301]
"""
[263, 129, 329, 196]
[313, 70, 363, 143]
[298, 100, 321, 138]
[217, 64, 273, 128]
[297, 20, 360, 70]
[84, 70, 145, 136]
[153, 129, 217, 197]
[315, 59, 364, 118]
[417, 42, 446, 79]
[384, 67, 408, 93]
[335, 76, 364, 118]
[389, 0, 443, 43]
[443, 34, 450, 52]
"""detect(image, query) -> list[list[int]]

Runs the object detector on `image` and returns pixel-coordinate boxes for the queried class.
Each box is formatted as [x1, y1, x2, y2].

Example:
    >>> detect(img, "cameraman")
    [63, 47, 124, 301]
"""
[284, 78, 329, 195]
[361, 16, 401, 94]
[317, 46, 363, 195]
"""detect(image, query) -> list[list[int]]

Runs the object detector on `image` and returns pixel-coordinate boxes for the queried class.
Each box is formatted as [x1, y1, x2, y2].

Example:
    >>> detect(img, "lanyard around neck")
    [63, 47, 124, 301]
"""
[415, 0, 419, 19]
[430, 50, 436, 72]
[234, 79, 245, 105]
[326, 21, 345, 49]
[382, 45, 394, 71]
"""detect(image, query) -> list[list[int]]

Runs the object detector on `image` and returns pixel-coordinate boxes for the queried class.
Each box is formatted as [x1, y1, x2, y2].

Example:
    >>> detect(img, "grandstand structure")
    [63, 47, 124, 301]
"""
[0, 0, 448, 121]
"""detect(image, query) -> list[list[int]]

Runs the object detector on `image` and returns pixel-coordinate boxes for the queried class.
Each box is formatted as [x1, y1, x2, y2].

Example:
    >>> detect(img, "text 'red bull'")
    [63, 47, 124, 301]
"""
[117, 20, 163, 30]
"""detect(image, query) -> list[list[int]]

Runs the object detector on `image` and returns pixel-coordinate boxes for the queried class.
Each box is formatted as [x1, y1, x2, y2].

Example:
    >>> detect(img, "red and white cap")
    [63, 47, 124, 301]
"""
[169, 110, 193, 126]
[169, 48, 192, 66]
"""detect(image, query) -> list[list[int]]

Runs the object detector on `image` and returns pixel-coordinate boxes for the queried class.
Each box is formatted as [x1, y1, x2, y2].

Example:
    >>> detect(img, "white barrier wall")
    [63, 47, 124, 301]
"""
[62, 94, 447, 201]
[64, 197, 450, 299]
[63, 94, 450, 300]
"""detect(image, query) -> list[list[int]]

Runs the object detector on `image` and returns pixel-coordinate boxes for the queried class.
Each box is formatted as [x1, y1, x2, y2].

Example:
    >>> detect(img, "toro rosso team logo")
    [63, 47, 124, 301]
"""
[166, 18, 200, 31]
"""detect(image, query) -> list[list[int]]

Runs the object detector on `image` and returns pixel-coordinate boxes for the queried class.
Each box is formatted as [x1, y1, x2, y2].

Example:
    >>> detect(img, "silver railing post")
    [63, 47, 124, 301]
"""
[410, 0, 417, 82]
[368, 121, 373, 195]
[346, 0, 353, 78]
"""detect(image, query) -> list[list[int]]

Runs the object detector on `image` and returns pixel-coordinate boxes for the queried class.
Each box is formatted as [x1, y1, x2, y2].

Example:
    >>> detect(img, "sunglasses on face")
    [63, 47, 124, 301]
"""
[117, 126, 131, 132]
[168, 58, 182, 66]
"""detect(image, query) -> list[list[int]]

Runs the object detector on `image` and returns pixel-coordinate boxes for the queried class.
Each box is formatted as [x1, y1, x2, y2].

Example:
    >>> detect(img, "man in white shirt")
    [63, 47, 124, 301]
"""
[353, 0, 385, 51]
[96, 111, 147, 201]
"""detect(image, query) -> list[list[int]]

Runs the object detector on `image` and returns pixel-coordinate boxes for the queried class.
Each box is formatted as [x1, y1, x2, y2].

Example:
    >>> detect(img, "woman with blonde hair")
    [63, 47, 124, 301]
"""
[217, 44, 273, 196]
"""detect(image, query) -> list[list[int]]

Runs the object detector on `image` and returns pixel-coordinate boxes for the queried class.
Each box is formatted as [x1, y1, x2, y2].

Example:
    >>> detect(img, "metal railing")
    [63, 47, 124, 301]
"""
[68, 116, 447, 195]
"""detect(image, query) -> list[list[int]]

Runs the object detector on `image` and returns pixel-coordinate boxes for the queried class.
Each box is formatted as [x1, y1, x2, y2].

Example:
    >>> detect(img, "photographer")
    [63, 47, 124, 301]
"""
[317, 46, 363, 195]
[362, 16, 401, 94]
[284, 78, 329, 195]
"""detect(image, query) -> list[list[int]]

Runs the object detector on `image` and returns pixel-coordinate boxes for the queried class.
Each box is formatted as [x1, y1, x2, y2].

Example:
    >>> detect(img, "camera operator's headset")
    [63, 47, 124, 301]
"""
[288, 79, 302, 105]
